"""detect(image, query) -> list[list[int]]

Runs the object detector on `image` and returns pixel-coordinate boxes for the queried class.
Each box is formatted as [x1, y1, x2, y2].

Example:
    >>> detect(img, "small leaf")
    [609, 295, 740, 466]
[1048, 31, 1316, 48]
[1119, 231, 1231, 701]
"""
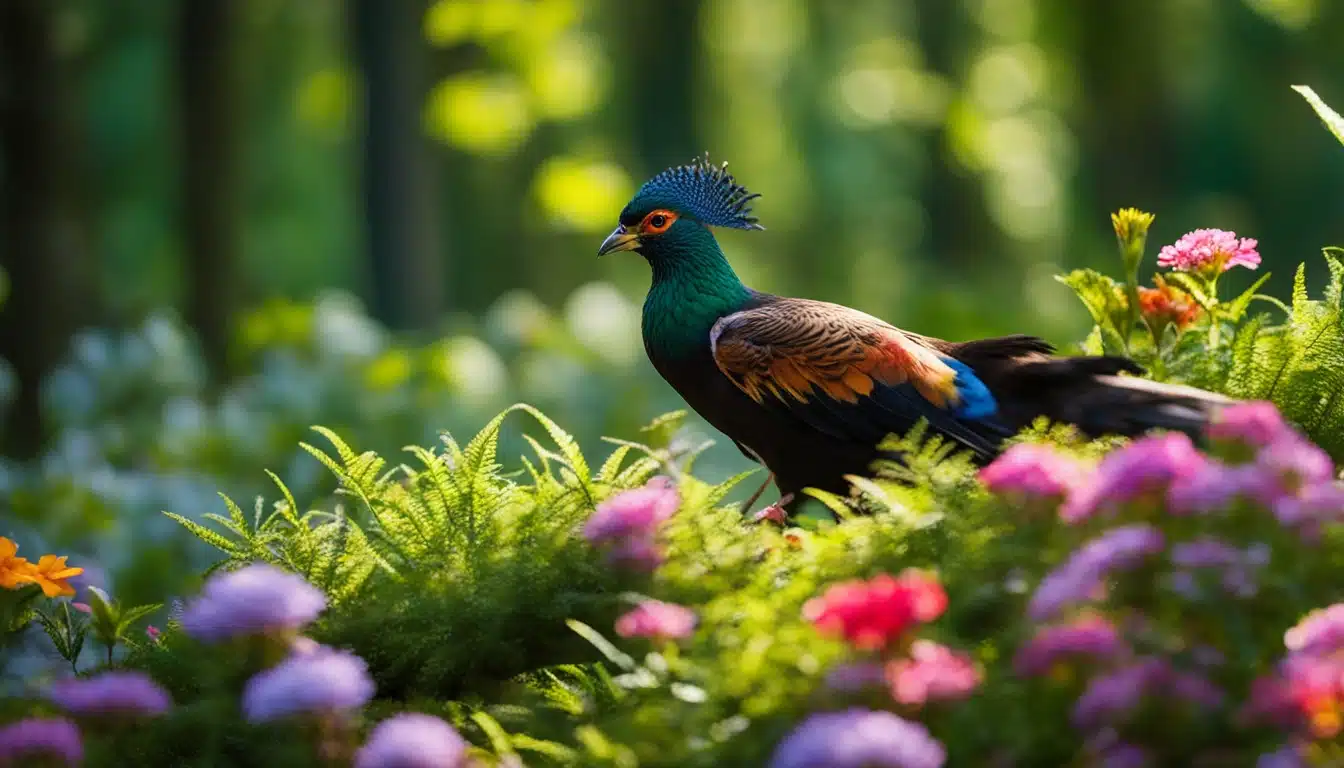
[566, 619, 635, 671]
[1223, 273, 1273, 323]
[1293, 85, 1344, 147]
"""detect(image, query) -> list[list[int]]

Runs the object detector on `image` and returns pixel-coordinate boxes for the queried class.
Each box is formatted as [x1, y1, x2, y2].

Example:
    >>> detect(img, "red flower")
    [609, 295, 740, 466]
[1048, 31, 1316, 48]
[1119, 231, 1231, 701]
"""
[802, 570, 947, 651]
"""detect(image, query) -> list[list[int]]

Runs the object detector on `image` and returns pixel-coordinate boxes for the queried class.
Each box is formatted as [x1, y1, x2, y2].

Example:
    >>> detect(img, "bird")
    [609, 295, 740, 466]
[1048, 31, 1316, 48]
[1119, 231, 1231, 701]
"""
[598, 155, 1233, 517]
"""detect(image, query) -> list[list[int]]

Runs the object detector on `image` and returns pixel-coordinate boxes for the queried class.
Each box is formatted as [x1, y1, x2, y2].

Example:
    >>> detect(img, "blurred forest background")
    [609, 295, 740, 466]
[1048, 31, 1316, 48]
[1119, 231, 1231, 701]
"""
[0, 0, 1342, 616]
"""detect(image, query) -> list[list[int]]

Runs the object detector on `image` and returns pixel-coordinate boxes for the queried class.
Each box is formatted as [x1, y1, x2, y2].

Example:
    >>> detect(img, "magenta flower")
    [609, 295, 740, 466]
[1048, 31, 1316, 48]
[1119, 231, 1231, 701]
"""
[179, 563, 327, 642]
[768, 708, 946, 768]
[47, 671, 171, 717]
[354, 713, 471, 768]
[614, 600, 697, 641]
[1029, 525, 1165, 621]
[1014, 615, 1124, 677]
[1208, 401, 1291, 451]
[0, 717, 83, 766]
[71, 602, 91, 614]
[241, 646, 375, 723]
[1061, 434, 1205, 523]
[886, 640, 981, 707]
[1285, 603, 1344, 656]
[583, 485, 680, 544]
[978, 443, 1090, 501]
[1157, 228, 1261, 274]
[146, 624, 162, 642]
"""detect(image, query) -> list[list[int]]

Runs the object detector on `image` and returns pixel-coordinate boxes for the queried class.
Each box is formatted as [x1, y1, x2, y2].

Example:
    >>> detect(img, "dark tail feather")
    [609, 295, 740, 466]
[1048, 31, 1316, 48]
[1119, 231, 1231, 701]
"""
[1069, 373, 1235, 438]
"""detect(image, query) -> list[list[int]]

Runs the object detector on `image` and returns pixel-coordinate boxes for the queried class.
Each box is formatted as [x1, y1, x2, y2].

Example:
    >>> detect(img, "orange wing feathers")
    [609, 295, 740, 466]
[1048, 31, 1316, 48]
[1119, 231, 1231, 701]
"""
[709, 299, 962, 409]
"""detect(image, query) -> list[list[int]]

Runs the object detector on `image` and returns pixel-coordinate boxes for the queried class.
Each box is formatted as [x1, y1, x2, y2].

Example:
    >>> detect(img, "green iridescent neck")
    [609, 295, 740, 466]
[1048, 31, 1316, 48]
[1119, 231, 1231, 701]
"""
[641, 236, 751, 359]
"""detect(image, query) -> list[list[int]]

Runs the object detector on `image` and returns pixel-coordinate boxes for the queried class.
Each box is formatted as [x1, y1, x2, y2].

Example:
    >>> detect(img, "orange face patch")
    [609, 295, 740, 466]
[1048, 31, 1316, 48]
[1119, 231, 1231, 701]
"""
[640, 209, 679, 234]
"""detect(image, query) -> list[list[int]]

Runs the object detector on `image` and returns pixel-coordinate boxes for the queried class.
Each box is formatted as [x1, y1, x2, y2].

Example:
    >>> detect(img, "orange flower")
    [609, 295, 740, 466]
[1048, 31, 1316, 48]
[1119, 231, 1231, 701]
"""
[1138, 275, 1201, 335]
[0, 536, 38, 590]
[26, 554, 83, 598]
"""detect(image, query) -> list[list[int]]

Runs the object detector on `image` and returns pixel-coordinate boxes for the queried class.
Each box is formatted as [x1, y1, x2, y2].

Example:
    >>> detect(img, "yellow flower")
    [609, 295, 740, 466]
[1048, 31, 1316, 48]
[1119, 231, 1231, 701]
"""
[0, 536, 38, 590]
[26, 554, 83, 598]
[1110, 207, 1155, 243]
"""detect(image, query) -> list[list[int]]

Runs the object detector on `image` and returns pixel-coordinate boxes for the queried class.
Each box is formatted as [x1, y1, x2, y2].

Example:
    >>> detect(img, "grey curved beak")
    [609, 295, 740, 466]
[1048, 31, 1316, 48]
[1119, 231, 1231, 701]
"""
[597, 225, 641, 256]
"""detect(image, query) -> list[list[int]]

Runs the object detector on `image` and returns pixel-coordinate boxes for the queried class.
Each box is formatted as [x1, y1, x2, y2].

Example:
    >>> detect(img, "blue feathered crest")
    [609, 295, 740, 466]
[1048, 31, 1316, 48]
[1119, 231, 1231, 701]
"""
[628, 154, 764, 231]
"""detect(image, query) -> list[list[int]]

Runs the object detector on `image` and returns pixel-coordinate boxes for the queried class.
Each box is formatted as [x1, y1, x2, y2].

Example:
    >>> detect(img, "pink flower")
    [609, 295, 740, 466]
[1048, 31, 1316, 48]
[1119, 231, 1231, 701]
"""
[1157, 228, 1261, 274]
[614, 600, 697, 640]
[803, 570, 947, 652]
[1208, 402, 1291, 451]
[1014, 615, 1124, 677]
[1274, 482, 1344, 532]
[1285, 604, 1344, 656]
[978, 444, 1090, 501]
[886, 641, 981, 706]
[604, 538, 665, 572]
[1250, 435, 1335, 501]
[583, 486, 680, 544]
[71, 603, 91, 614]
[1243, 654, 1344, 739]
[1061, 433, 1206, 523]
[145, 625, 161, 642]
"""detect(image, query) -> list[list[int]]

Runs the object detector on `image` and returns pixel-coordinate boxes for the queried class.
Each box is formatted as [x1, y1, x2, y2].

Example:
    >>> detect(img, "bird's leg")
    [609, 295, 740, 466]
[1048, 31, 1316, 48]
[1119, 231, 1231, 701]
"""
[739, 471, 775, 518]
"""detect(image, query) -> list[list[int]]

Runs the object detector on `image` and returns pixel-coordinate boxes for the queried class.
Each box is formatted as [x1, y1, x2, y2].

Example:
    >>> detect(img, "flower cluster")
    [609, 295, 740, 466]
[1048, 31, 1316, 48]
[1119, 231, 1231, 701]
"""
[973, 399, 1344, 761]
[0, 717, 83, 766]
[47, 671, 172, 718]
[1156, 228, 1261, 275]
[1244, 603, 1344, 746]
[0, 536, 84, 598]
[768, 570, 973, 767]
[582, 477, 680, 570]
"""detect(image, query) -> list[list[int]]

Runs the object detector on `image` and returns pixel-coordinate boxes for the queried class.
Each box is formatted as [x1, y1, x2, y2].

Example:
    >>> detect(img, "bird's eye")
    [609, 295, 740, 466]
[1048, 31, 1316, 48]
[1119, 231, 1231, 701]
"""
[642, 210, 676, 234]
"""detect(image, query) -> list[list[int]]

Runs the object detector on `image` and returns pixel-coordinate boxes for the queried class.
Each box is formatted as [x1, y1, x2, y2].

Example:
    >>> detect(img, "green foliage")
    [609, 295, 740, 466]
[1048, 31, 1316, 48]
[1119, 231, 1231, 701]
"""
[1294, 85, 1344, 147]
[165, 406, 673, 701]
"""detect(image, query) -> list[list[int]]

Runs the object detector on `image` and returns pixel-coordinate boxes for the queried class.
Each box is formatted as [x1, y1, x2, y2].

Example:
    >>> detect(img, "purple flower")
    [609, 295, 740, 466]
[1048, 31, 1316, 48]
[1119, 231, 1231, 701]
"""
[1248, 435, 1335, 503]
[582, 485, 680, 544]
[886, 641, 981, 706]
[1014, 615, 1124, 677]
[1072, 659, 1165, 729]
[978, 443, 1090, 500]
[1285, 603, 1344, 656]
[179, 563, 327, 642]
[47, 671, 171, 717]
[1166, 462, 1251, 515]
[768, 708, 946, 768]
[1157, 228, 1261, 274]
[354, 713, 470, 768]
[614, 600, 697, 640]
[1028, 525, 1165, 621]
[1257, 745, 1307, 768]
[1061, 434, 1205, 523]
[0, 717, 83, 766]
[823, 662, 888, 693]
[1170, 537, 1242, 569]
[241, 646, 375, 723]
[604, 537, 665, 571]
[1274, 482, 1344, 530]
[1073, 658, 1223, 730]
[1207, 401, 1291, 450]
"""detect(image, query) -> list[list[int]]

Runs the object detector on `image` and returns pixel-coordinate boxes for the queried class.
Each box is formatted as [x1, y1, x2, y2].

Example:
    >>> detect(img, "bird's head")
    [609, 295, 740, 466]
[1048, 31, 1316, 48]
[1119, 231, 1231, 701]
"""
[597, 154, 764, 263]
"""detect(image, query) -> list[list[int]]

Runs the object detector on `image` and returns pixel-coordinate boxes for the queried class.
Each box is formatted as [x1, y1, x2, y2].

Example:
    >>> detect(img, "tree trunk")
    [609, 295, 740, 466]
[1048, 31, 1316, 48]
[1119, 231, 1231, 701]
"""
[0, 0, 89, 457]
[350, 0, 444, 331]
[615, 0, 702, 170]
[177, 0, 241, 385]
